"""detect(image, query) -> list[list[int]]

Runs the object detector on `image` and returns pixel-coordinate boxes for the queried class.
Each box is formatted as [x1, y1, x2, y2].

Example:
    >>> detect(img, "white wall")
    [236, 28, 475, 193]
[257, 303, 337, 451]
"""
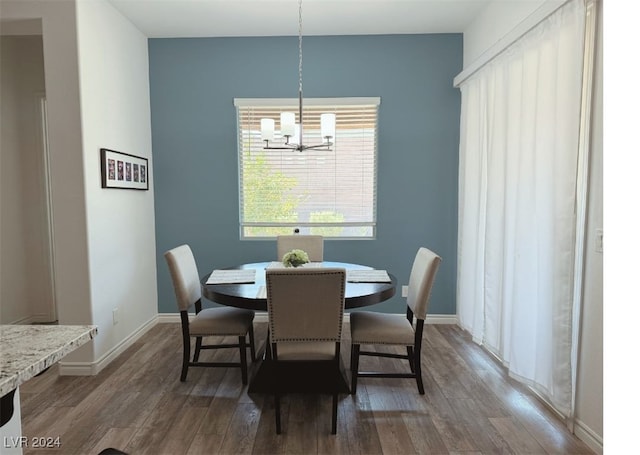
[462, 0, 603, 451]
[0, 0, 157, 369]
[75, 0, 157, 363]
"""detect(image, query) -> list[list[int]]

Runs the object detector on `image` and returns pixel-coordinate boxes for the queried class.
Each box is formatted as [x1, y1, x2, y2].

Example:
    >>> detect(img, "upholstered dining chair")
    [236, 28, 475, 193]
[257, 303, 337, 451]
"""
[164, 244, 256, 384]
[266, 268, 346, 434]
[349, 247, 441, 394]
[276, 235, 324, 262]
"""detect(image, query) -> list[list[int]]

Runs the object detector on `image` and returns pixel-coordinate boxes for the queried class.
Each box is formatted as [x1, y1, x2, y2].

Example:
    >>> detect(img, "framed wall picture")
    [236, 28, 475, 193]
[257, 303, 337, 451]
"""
[100, 148, 149, 190]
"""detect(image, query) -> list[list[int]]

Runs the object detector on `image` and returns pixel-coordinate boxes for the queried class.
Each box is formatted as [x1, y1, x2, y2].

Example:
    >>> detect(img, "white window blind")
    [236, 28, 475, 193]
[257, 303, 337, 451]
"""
[235, 97, 379, 239]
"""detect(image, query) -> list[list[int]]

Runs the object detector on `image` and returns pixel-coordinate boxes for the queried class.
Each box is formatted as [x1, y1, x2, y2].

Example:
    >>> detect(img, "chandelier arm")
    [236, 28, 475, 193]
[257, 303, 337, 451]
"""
[263, 145, 299, 150]
[263, 143, 333, 152]
[299, 142, 334, 151]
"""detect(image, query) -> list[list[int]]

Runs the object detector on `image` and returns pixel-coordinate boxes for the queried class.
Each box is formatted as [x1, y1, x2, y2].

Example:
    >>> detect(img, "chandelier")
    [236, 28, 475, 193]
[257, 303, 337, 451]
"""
[260, 0, 335, 151]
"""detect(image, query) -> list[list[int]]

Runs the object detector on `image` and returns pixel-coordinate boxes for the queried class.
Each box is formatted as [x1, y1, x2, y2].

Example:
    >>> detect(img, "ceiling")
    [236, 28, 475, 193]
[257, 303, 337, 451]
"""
[108, 0, 494, 38]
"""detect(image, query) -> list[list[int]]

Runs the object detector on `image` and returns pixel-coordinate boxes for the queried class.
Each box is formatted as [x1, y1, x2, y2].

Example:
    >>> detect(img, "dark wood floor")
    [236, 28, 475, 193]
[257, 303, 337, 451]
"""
[18, 322, 593, 454]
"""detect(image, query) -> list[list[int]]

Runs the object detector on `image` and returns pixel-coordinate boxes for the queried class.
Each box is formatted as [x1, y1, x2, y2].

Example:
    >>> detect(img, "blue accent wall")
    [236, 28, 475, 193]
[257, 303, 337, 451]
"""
[150, 34, 462, 315]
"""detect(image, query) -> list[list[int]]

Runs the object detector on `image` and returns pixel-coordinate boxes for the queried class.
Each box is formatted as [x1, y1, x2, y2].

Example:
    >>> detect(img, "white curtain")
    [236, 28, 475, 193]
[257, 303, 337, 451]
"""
[457, 0, 586, 416]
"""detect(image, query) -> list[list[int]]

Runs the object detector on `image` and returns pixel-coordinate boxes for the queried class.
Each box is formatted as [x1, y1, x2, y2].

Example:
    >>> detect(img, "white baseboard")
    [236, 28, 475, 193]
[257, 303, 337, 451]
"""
[156, 313, 183, 323]
[7, 314, 57, 325]
[7, 315, 34, 325]
[424, 314, 458, 324]
[574, 418, 603, 455]
[7, 315, 38, 325]
[158, 312, 457, 325]
[58, 316, 158, 376]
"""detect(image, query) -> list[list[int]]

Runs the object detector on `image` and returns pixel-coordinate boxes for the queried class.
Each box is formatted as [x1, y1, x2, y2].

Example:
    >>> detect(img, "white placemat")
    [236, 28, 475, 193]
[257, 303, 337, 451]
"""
[347, 270, 391, 283]
[206, 269, 256, 284]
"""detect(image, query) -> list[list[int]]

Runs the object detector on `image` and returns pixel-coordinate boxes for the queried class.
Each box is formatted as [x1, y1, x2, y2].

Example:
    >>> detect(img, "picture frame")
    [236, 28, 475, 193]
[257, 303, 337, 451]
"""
[100, 148, 149, 190]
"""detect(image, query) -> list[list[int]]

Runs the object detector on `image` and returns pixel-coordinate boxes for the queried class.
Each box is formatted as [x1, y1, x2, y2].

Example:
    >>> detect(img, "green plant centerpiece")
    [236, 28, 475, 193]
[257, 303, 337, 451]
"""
[282, 249, 310, 267]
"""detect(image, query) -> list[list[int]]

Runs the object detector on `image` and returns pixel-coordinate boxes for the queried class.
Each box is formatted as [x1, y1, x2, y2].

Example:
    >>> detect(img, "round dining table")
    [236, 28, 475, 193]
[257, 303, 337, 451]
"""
[200, 261, 397, 394]
[200, 261, 397, 311]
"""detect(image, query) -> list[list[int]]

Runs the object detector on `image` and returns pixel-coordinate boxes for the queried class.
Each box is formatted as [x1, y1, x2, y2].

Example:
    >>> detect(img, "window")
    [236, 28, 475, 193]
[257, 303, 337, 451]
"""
[235, 97, 379, 239]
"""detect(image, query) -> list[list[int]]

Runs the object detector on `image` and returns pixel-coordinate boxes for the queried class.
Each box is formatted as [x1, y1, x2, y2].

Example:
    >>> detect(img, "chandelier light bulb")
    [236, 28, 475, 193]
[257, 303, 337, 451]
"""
[281, 112, 296, 137]
[321, 113, 336, 139]
[261, 118, 275, 141]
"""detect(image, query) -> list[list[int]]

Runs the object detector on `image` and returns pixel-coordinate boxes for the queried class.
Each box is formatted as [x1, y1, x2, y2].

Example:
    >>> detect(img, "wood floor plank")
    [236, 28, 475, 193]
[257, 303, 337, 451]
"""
[61, 409, 127, 452]
[21, 374, 84, 415]
[250, 396, 288, 454]
[368, 390, 418, 454]
[283, 394, 318, 454]
[317, 395, 350, 455]
[21, 406, 75, 445]
[434, 324, 505, 376]
[418, 374, 478, 453]
[18, 322, 594, 455]
[448, 398, 514, 453]
[401, 411, 449, 454]
[69, 423, 132, 455]
[489, 416, 548, 453]
[197, 377, 245, 435]
[186, 434, 224, 455]
[163, 406, 209, 443]
[424, 347, 472, 399]
[218, 402, 262, 454]
[423, 324, 454, 350]
[122, 392, 194, 454]
[340, 390, 383, 455]
[427, 340, 511, 418]
[90, 427, 137, 455]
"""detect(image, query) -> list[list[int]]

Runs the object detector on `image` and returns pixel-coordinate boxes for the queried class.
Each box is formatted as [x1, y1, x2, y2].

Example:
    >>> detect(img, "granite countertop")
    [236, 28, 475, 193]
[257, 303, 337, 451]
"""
[0, 325, 98, 397]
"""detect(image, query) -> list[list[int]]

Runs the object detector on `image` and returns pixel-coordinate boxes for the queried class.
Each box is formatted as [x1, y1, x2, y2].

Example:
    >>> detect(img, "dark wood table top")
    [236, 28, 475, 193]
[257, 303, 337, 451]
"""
[200, 261, 396, 311]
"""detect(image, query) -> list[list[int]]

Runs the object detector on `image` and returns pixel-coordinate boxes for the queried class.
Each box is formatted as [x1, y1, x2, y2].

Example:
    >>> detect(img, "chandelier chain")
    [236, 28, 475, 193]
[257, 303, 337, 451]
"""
[298, 0, 303, 95]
